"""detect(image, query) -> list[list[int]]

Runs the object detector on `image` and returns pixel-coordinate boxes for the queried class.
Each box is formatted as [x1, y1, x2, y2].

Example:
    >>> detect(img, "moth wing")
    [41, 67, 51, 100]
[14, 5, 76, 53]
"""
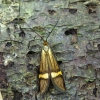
[39, 49, 50, 94]
[51, 74, 66, 92]
[39, 79, 49, 95]
[48, 48, 66, 92]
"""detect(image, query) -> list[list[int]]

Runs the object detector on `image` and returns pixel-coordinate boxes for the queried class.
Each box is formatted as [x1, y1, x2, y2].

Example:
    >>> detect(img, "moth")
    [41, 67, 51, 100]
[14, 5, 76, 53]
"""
[17, 0, 65, 94]
[39, 40, 66, 94]
[31, 20, 66, 95]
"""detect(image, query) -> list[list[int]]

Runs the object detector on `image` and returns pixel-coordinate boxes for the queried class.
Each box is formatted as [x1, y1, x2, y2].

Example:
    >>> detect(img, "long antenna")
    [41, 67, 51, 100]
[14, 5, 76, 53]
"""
[26, 23, 45, 41]
[17, 0, 44, 41]
[18, 0, 59, 42]
[25, 19, 59, 42]
[46, 18, 59, 41]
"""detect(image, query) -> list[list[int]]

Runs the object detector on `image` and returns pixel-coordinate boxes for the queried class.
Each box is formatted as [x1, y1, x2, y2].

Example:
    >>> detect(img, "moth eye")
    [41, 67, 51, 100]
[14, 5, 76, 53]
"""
[43, 41, 48, 45]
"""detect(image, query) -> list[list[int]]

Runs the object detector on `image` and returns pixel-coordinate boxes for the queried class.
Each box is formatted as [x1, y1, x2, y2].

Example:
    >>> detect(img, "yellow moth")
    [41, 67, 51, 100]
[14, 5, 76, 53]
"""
[9, 0, 66, 95]
[39, 41, 66, 94]
[32, 20, 66, 95]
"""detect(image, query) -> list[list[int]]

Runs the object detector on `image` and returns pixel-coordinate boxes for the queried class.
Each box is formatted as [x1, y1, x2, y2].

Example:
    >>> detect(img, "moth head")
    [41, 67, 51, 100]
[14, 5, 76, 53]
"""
[43, 41, 49, 52]
[43, 41, 48, 46]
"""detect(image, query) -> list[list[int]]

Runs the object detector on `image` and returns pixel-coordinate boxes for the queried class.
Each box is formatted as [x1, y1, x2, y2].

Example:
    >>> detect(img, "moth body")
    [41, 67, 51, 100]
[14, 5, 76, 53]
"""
[39, 41, 66, 95]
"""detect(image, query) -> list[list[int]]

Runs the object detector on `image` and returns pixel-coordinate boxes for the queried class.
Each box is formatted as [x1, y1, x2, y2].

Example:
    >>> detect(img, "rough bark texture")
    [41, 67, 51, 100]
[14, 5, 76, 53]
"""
[0, 0, 100, 100]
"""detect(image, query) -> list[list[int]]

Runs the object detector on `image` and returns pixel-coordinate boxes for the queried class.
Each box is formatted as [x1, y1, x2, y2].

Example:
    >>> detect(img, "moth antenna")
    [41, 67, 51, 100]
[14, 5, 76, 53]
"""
[18, 0, 59, 42]
[46, 18, 59, 41]
[25, 23, 45, 41]
[17, 0, 44, 41]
